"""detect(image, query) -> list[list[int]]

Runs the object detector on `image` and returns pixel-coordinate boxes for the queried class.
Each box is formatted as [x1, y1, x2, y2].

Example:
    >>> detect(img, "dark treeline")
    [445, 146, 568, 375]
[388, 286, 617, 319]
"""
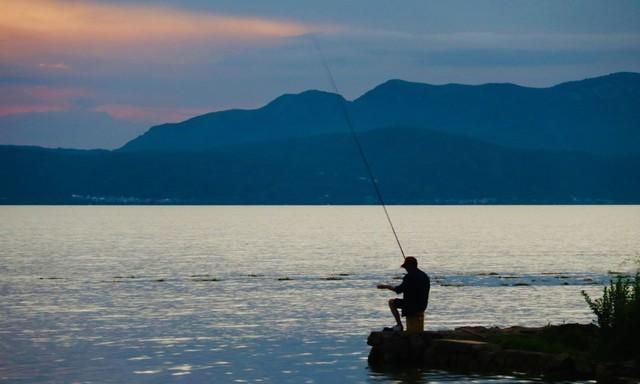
[2, 126, 639, 204]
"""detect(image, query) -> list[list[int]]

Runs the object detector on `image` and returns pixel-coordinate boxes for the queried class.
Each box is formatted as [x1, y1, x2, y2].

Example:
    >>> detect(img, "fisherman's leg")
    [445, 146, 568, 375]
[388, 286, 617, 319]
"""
[388, 299, 403, 329]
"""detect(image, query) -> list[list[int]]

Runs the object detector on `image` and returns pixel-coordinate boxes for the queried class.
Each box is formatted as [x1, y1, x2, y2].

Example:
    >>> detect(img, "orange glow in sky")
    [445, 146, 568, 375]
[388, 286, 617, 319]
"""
[0, 0, 327, 122]
[0, 0, 316, 61]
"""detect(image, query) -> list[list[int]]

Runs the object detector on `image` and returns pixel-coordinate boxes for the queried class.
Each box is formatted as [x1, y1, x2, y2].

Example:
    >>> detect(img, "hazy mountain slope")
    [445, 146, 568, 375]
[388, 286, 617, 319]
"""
[120, 91, 349, 152]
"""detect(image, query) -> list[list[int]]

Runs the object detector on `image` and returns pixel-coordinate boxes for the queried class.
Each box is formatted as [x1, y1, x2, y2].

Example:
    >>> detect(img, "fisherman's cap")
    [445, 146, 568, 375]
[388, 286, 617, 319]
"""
[401, 256, 417, 268]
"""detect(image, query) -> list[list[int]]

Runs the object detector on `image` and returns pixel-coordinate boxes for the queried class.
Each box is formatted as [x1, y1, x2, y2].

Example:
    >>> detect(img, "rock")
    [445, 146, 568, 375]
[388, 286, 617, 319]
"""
[543, 353, 577, 380]
[450, 326, 494, 340]
[367, 331, 442, 368]
[366, 325, 635, 382]
[571, 357, 596, 379]
[597, 361, 640, 384]
[499, 349, 552, 375]
[367, 332, 384, 347]
[426, 339, 500, 373]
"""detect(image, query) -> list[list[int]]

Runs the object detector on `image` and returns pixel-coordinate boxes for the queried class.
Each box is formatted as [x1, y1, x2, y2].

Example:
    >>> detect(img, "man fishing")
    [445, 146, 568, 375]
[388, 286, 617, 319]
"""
[377, 256, 430, 331]
[314, 37, 429, 331]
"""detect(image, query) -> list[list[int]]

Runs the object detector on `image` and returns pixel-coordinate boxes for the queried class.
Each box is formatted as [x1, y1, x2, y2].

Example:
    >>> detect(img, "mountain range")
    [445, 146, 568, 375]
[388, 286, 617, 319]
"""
[1, 72, 639, 204]
[122, 72, 640, 155]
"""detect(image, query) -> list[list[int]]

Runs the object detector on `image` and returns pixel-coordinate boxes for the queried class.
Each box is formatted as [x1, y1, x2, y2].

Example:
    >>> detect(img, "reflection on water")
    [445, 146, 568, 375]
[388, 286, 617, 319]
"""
[1, 206, 637, 383]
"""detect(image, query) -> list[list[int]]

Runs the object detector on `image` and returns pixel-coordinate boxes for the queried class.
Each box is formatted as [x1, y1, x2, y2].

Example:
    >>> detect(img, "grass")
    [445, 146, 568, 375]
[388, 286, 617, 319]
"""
[487, 325, 596, 357]
[582, 273, 640, 360]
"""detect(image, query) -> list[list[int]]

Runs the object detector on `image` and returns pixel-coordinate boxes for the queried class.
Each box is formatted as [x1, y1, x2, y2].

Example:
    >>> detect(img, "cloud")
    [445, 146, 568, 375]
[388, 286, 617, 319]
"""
[341, 28, 640, 52]
[38, 63, 70, 71]
[0, 84, 211, 122]
[0, 104, 62, 116]
[0, 85, 89, 116]
[0, 0, 327, 63]
[303, 28, 640, 91]
[94, 104, 211, 124]
[0, 1, 335, 123]
[0, 109, 147, 150]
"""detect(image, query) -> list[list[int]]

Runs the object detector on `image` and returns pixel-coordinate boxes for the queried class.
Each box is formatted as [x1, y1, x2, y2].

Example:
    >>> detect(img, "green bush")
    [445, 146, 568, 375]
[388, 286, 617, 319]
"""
[582, 273, 640, 359]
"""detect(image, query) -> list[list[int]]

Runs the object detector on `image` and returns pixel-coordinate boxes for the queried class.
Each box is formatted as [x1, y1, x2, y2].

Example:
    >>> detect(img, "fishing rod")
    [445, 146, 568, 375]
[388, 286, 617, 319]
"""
[310, 36, 407, 260]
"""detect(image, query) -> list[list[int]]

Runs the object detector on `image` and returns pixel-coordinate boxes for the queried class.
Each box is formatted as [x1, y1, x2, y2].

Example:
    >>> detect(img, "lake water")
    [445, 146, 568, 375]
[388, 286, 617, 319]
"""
[1, 206, 639, 383]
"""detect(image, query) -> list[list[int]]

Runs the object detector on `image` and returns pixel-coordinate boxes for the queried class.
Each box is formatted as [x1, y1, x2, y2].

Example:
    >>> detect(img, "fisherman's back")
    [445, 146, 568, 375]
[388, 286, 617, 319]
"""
[396, 267, 430, 316]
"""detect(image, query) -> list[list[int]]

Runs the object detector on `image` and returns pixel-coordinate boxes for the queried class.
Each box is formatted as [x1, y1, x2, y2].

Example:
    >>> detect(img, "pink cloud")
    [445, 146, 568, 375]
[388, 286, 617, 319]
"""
[94, 104, 211, 124]
[0, 85, 209, 122]
[0, 85, 89, 116]
[38, 63, 70, 71]
[18, 86, 87, 101]
[0, 104, 63, 116]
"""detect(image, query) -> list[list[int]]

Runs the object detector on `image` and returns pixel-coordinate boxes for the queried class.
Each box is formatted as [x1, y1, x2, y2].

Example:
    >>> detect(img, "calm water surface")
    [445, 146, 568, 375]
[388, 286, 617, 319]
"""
[1, 206, 639, 383]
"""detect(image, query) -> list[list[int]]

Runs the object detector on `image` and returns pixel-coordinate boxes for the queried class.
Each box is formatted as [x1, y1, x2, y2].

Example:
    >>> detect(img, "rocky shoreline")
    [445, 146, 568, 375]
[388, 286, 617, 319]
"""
[367, 324, 639, 383]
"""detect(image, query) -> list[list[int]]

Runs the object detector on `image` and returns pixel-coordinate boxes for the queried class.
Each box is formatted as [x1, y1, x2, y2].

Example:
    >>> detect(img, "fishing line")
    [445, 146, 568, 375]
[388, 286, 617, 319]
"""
[310, 36, 407, 260]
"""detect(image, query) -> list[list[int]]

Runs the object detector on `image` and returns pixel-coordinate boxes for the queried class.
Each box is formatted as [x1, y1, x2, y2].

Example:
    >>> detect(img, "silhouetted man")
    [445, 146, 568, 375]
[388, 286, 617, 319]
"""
[377, 256, 430, 331]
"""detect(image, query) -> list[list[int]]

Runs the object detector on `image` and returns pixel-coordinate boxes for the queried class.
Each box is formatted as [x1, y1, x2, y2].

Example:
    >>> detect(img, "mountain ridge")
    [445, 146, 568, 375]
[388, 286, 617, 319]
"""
[119, 72, 640, 155]
[2, 72, 639, 204]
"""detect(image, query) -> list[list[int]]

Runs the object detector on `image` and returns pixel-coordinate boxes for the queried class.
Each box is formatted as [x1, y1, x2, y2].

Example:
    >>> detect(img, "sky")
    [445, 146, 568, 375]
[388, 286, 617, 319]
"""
[1, 0, 639, 149]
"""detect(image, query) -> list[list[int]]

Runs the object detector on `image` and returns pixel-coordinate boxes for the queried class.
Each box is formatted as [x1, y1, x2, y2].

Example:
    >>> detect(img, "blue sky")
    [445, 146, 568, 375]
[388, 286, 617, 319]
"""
[1, 0, 639, 149]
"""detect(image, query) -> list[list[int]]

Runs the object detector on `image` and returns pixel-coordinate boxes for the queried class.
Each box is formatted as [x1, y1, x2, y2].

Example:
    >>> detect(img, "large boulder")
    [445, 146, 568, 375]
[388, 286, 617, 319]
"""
[367, 325, 600, 380]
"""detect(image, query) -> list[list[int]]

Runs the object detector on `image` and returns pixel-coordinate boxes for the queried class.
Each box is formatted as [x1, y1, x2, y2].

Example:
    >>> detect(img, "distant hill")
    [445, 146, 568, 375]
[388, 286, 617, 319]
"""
[119, 90, 350, 152]
[120, 72, 640, 155]
[2, 126, 639, 204]
[2, 73, 639, 204]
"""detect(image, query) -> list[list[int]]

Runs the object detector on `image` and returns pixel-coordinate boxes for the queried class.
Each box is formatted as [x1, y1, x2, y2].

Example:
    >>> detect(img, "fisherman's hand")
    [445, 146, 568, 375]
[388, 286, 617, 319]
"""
[377, 284, 389, 290]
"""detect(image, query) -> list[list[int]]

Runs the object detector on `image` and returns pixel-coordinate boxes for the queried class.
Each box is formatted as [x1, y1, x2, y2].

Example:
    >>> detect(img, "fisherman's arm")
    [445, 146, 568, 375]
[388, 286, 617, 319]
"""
[377, 281, 404, 293]
[378, 272, 408, 292]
